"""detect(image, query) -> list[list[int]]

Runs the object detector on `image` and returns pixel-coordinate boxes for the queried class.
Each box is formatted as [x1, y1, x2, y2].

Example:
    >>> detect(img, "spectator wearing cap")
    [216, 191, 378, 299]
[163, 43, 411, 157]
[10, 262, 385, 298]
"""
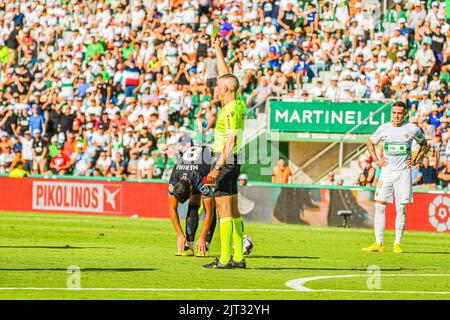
[416, 36, 435, 76]
[416, 90, 433, 117]
[430, 21, 445, 65]
[137, 149, 153, 179]
[407, 1, 426, 37]
[325, 75, 340, 101]
[71, 144, 94, 177]
[19, 130, 33, 172]
[426, 1, 441, 29]
[100, 112, 111, 131]
[123, 59, 141, 98]
[238, 173, 249, 186]
[110, 131, 124, 160]
[136, 126, 156, 154]
[91, 124, 110, 153]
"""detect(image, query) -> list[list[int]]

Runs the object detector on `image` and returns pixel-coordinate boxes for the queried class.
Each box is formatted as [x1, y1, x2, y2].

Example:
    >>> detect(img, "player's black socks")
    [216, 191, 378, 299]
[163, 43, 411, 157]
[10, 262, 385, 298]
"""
[206, 209, 217, 244]
[186, 202, 200, 243]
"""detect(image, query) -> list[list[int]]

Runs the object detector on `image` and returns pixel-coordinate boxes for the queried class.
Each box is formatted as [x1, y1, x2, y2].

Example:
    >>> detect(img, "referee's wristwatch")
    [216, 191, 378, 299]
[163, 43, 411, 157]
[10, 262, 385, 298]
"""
[215, 164, 222, 171]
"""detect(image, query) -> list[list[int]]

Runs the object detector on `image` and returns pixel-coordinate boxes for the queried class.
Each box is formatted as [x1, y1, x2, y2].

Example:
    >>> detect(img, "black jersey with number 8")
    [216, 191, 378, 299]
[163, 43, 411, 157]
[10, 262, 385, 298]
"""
[168, 146, 214, 197]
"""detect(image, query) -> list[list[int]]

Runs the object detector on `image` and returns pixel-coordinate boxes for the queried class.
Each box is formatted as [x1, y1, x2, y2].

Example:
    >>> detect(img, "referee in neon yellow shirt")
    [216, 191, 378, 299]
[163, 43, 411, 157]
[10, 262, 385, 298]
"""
[203, 36, 247, 269]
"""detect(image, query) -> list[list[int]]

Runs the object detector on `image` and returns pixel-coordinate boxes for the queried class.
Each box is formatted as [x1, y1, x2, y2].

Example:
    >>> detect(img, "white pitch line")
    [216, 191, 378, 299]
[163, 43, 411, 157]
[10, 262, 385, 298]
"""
[285, 274, 450, 294]
[0, 287, 295, 292]
[2, 274, 450, 294]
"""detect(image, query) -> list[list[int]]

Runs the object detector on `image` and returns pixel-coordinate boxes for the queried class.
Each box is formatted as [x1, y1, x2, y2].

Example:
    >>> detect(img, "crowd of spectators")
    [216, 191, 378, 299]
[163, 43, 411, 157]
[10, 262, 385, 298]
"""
[0, 0, 450, 185]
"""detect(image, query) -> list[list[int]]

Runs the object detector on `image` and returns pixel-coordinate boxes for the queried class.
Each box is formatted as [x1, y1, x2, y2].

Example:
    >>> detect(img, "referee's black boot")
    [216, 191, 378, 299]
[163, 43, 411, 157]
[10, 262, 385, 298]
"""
[203, 257, 232, 269]
[230, 259, 246, 269]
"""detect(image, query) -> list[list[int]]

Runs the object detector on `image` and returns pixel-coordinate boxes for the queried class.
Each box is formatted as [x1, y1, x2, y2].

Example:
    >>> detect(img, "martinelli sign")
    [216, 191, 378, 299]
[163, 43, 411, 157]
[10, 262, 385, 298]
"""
[269, 100, 391, 134]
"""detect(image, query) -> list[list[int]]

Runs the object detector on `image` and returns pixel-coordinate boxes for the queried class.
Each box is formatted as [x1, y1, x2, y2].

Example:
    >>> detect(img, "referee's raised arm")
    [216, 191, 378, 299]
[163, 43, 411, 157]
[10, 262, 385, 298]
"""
[212, 36, 231, 77]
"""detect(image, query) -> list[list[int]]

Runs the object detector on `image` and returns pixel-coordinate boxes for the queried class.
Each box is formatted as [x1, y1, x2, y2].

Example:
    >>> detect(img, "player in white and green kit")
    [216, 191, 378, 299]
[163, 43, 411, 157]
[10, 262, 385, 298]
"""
[363, 101, 428, 253]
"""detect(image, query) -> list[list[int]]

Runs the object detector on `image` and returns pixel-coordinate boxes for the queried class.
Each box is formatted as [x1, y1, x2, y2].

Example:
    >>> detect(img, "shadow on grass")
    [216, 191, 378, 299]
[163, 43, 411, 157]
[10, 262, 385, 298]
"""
[403, 251, 450, 255]
[249, 267, 415, 271]
[0, 268, 157, 272]
[0, 245, 115, 249]
[248, 255, 320, 260]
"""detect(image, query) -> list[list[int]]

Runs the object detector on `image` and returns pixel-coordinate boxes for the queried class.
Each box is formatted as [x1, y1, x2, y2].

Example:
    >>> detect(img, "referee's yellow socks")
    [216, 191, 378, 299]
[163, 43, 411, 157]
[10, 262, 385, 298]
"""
[219, 217, 233, 265]
[233, 216, 245, 262]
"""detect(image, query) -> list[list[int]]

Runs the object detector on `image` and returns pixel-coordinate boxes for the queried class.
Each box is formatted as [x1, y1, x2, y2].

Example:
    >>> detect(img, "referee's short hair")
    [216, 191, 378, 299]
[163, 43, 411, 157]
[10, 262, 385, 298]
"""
[218, 74, 239, 92]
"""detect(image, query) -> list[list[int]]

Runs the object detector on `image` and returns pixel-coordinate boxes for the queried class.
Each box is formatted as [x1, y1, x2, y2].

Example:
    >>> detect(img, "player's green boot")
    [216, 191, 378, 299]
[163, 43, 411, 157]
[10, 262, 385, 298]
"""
[362, 242, 384, 252]
[175, 246, 194, 256]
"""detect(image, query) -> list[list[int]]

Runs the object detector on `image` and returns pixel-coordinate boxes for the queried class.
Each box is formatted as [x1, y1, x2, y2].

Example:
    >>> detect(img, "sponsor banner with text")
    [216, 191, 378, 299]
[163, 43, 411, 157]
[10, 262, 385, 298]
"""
[269, 100, 391, 134]
[0, 177, 168, 218]
[1, 177, 449, 232]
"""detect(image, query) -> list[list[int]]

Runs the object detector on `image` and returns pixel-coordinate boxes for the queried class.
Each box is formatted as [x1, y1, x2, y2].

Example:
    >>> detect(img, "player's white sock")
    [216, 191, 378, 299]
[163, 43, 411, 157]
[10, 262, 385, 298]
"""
[187, 241, 194, 250]
[374, 203, 386, 245]
[206, 242, 210, 251]
[394, 203, 407, 245]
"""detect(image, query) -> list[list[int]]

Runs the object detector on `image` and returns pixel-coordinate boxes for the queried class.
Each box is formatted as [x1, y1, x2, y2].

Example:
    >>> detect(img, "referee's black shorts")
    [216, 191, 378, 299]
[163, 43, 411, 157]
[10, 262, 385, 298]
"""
[211, 153, 241, 197]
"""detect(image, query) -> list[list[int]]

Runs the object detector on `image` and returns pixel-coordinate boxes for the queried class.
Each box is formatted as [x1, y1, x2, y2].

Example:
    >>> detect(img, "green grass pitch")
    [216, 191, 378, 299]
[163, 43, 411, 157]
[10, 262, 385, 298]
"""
[0, 211, 449, 300]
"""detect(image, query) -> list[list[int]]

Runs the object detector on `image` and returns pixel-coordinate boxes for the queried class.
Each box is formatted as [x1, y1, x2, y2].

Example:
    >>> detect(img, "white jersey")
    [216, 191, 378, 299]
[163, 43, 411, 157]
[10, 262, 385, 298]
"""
[370, 122, 426, 171]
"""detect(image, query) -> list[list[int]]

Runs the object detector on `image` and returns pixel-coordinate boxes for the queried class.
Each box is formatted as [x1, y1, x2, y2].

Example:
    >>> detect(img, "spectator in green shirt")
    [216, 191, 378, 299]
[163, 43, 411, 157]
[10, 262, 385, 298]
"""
[121, 41, 135, 60]
[85, 36, 104, 61]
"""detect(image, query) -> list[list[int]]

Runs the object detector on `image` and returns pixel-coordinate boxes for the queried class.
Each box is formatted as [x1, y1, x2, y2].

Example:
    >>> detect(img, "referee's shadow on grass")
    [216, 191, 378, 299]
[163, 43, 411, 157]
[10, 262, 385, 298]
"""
[249, 255, 320, 260]
[0, 268, 157, 272]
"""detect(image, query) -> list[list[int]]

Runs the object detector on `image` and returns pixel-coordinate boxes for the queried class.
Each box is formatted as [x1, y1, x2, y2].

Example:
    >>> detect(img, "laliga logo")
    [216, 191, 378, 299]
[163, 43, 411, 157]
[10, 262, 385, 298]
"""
[428, 196, 450, 232]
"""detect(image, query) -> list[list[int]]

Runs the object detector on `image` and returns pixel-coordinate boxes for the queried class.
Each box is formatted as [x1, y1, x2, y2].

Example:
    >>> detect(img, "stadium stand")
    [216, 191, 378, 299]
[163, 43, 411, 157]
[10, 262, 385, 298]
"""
[0, 0, 449, 187]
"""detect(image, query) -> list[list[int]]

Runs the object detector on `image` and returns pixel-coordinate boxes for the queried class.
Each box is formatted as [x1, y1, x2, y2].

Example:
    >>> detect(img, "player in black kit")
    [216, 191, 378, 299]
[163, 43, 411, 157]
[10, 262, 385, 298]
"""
[168, 145, 217, 257]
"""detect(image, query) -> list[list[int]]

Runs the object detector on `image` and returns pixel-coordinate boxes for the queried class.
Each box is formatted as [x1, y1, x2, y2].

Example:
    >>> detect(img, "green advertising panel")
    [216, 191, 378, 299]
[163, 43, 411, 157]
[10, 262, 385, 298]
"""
[269, 100, 391, 134]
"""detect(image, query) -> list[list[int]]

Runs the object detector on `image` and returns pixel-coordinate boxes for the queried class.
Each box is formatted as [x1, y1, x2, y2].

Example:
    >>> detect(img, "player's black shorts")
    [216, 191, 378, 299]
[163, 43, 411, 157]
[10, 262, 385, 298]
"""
[211, 153, 240, 196]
